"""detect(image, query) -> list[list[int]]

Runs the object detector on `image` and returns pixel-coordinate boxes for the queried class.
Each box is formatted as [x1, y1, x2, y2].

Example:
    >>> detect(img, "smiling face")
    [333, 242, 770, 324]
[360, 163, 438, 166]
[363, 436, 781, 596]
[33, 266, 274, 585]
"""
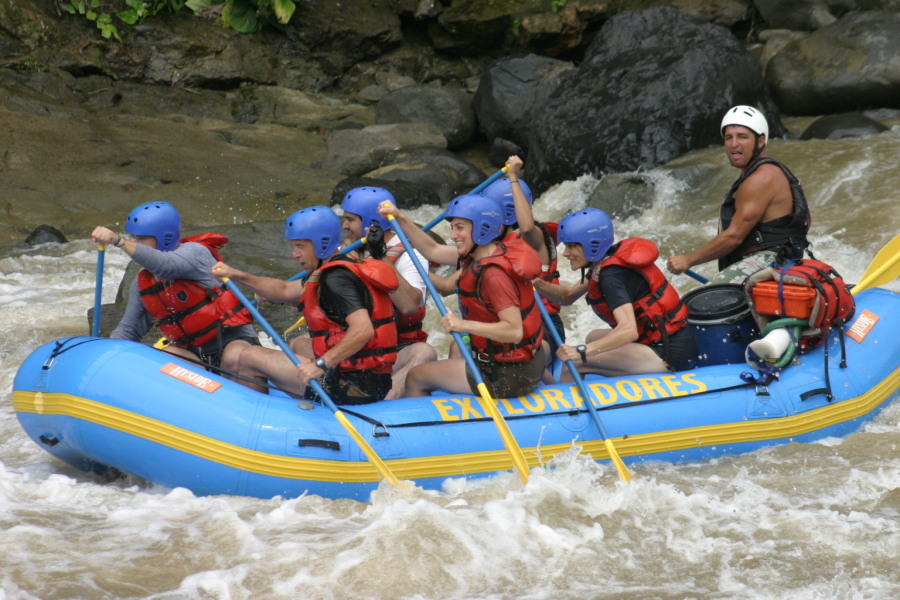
[562, 242, 589, 270]
[341, 212, 364, 242]
[723, 124, 764, 170]
[448, 217, 475, 257]
[289, 239, 320, 272]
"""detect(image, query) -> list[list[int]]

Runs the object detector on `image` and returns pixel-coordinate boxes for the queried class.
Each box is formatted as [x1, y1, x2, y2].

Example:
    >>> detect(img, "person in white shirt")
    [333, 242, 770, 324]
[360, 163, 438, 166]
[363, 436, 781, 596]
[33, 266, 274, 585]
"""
[340, 186, 437, 399]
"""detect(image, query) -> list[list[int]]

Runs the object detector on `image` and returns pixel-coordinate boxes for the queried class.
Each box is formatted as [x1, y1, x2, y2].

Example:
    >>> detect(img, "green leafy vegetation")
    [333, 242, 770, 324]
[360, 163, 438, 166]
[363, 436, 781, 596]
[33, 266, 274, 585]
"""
[61, 0, 300, 40]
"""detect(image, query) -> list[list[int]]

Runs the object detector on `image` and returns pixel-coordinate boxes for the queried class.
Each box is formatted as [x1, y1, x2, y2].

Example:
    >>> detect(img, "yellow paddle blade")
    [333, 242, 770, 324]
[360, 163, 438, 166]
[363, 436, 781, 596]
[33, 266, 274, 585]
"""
[475, 383, 530, 484]
[852, 232, 900, 296]
[153, 337, 168, 349]
[334, 410, 401, 487]
[283, 316, 306, 336]
[604, 439, 632, 482]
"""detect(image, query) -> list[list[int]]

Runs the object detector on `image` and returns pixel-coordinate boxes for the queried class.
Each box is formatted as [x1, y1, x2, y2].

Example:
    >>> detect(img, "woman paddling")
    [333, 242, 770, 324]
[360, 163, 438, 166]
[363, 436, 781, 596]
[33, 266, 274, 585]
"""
[379, 194, 547, 398]
[536, 208, 697, 377]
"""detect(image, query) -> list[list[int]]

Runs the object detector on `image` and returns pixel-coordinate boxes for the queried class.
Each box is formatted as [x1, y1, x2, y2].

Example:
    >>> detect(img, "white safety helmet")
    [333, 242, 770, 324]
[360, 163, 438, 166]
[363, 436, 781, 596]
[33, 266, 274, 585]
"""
[721, 105, 769, 140]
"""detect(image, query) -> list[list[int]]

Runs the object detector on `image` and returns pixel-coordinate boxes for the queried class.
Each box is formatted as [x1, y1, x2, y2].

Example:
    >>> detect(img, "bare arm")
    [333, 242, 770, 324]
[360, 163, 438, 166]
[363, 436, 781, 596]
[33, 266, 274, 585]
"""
[296, 308, 373, 382]
[378, 203, 459, 265]
[506, 156, 548, 261]
[211, 261, 304, 304]
[91, 226, 138, 256]
[387, 269, 423, 315]
[442, 304, 524, 344]
[667, 167, 776, 273]
[317, 308, 373, 368]
[534, 278, 588, 305]
[556, 302, 640, 363]
[430, 269, 460, 296]
[383, 246, 427, 315]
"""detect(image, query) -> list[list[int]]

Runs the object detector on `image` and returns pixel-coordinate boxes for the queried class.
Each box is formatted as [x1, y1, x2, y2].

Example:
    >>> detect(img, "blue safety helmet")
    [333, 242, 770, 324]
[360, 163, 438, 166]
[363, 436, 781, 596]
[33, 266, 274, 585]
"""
[557, 208, 614, 262]
[283, 205, 342, 259]
[341, 186, 394, 230]
[125, 201, 181, 252]
[481, 177, 533, 226]
[444, 194, 504, 246]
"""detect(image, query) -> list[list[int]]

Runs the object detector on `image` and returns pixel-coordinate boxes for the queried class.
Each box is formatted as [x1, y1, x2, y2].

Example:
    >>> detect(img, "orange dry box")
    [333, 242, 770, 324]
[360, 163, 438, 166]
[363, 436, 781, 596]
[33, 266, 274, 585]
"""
[751, 281, 818, 319]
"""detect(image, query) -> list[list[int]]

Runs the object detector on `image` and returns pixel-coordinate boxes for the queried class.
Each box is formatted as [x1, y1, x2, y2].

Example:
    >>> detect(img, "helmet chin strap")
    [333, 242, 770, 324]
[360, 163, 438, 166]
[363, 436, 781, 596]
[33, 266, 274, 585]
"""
[748, 134, 766, 165]
[579, 258, 595, 284]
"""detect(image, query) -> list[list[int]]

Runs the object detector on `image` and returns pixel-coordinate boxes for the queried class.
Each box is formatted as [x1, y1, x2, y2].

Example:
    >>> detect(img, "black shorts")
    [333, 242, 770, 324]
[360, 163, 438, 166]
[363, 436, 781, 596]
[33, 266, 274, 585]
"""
[309, 369, 392, 405]
[192, 327, 260, 369]
[465, 352, 544, 399]
[649, 326, 697, 372]
[545, 311, 566, 356]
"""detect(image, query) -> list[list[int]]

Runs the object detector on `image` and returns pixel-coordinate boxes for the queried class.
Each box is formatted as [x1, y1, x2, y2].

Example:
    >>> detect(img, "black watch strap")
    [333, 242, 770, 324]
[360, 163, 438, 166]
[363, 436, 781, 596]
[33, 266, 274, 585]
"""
[576, 345, 587, 364]
[314, 357, 327, 370]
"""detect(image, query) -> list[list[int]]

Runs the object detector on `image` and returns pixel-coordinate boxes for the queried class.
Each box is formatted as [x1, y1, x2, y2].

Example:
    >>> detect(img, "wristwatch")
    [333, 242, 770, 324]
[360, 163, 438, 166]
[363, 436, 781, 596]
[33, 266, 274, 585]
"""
[314, 357, 327, 370]
[576, 345, 587, 364]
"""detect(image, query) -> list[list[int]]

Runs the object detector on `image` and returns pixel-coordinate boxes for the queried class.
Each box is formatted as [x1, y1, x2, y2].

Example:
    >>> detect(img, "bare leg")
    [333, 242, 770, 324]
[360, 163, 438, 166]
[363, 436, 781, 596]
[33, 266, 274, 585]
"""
[220, 339, 267, 392]
[559, 329, 669, 379]
[289, 334, 314, 359]
[235, 345, 311, 397]
[405, 358, 472, 397]
[161, 345, 196, 362]
[386, 342, 437, 400]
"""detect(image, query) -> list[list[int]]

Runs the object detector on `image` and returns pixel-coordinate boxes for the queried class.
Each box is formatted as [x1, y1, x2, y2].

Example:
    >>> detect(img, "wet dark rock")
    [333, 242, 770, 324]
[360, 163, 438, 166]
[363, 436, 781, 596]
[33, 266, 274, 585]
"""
[586, 174, 657, 221]
[525, 7, 782, 193]
[375, 84, 476, 149]
[24, 225, 68, 246]
[322, 122, 447, 175]
[488, 138, 525, 168]
[754, 0, 847, 30]
[380, 148, 486, 190]
[363, 161, 459, 204]
[799, 112, 889, 139]
[283, 0, 404, 78]
[472, 54, 574, 151]
[766, 11, 900, 115]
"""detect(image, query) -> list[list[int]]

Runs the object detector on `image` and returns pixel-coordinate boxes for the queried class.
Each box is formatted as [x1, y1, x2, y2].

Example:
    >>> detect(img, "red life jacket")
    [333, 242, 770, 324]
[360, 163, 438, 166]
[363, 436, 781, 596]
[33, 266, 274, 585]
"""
[456, 238, 544, 362]
[384, 244, 429, 344]
[137, 233, 253, 348]
[301, 257, 399, 374]
[506, 223, 561, 314]
[745, 259, 855, 351]
[535, 222, 561, 314]
[586, 237, 689, 344]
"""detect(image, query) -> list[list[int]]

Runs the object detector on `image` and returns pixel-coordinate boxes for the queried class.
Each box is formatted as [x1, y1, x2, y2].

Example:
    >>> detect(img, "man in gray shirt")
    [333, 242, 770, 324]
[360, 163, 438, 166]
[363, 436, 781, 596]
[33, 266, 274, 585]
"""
[91, 201, 261, 389]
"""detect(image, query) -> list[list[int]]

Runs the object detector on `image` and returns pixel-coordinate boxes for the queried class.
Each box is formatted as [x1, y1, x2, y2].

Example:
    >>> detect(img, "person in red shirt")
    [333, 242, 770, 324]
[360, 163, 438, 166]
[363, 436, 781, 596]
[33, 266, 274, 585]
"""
[380, 194, 547, 398]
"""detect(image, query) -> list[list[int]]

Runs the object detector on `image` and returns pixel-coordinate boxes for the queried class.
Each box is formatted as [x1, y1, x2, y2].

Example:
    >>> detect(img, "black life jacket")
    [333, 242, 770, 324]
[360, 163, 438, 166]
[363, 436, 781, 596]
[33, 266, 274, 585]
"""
[719, 157, 812, 270]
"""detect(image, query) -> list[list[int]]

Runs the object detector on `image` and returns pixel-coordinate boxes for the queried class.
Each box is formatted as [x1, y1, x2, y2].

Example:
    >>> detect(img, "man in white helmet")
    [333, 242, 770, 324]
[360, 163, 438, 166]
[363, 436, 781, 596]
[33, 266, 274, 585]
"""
[667, 105, 811, 284]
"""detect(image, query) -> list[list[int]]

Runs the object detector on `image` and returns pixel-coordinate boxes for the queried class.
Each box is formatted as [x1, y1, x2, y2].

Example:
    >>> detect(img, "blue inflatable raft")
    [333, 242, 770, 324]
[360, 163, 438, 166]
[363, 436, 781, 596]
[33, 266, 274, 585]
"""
[12, 288, 900, 501]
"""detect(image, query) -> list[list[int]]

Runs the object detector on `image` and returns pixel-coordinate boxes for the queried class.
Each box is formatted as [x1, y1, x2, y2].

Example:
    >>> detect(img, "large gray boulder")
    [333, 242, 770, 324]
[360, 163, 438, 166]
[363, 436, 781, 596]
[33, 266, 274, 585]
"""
[765, 11, 900, 115]
[321, 122, 447, 175]
[753, 0, 847, 30]
[375, 84, 476, 149]
[524, 7, 781, 193]
[798, 112, 889, 140]
[472, 54, 574, 151]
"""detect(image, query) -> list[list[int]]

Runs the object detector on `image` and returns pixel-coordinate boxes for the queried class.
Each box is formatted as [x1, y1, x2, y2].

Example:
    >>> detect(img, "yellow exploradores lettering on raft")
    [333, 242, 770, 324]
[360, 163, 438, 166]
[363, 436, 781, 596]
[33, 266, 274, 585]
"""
[430, 372, 710, 421]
